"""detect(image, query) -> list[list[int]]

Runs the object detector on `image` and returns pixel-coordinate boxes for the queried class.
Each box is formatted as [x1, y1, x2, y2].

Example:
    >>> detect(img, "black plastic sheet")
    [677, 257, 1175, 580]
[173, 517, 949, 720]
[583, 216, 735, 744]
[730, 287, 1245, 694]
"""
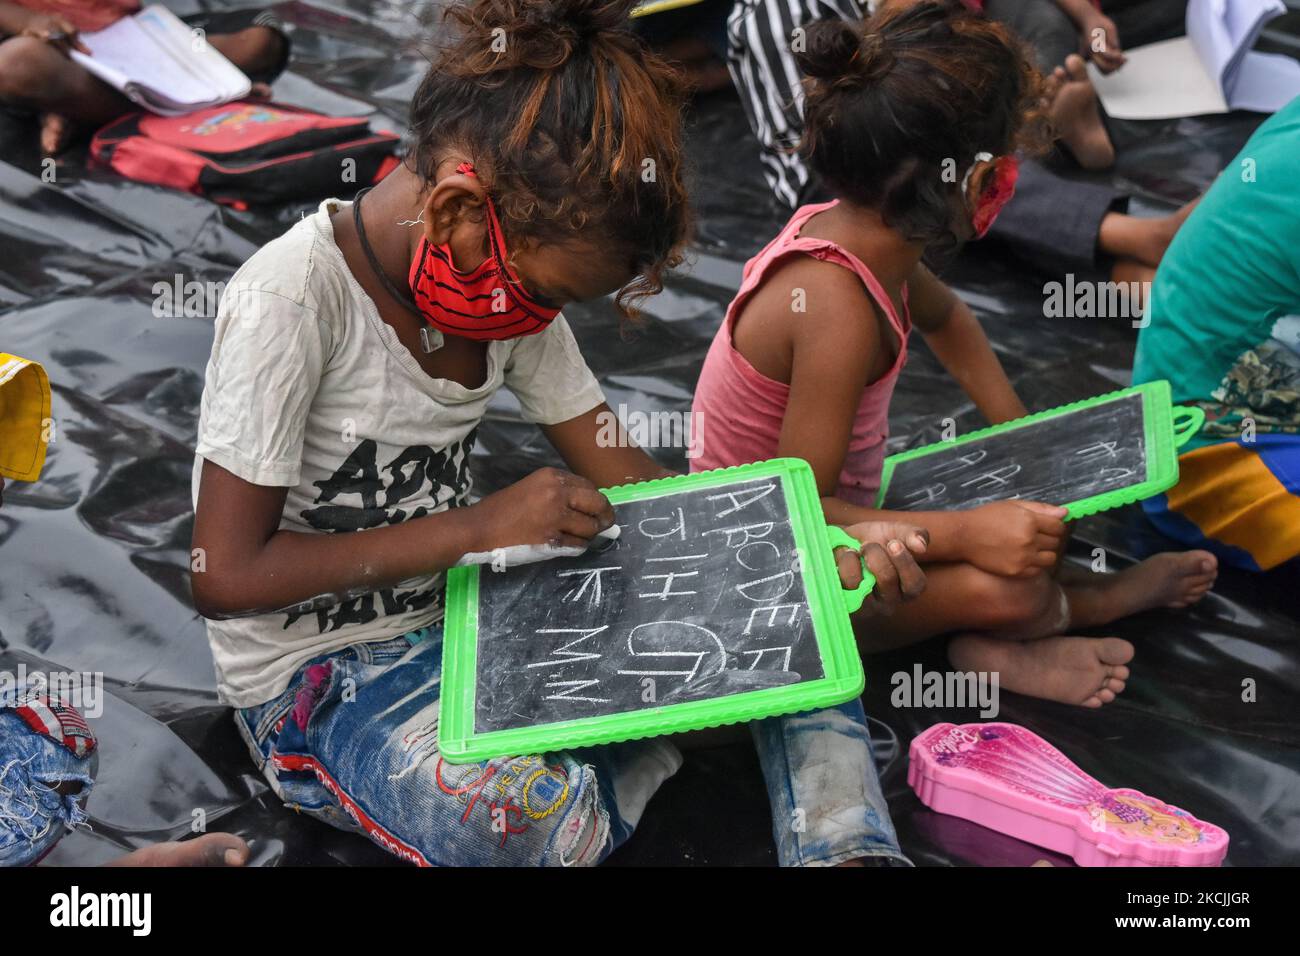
[1, 0, 1296, 866]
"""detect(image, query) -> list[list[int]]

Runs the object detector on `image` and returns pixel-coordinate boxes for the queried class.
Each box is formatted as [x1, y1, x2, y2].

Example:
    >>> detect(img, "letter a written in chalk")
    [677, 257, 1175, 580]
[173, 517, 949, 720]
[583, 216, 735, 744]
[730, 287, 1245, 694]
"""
[707, 482, 775, 519]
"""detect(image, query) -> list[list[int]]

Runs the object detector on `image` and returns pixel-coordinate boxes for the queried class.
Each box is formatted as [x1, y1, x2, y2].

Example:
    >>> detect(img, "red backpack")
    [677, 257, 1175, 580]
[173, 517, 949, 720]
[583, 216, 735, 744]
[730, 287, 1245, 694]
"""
[91, 102, 402, 209]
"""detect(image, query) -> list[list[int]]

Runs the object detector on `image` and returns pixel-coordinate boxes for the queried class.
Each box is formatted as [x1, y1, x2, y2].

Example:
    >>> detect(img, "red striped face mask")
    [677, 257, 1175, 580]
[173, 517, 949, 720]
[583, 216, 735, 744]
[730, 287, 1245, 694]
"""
[407, 163, 560, 341]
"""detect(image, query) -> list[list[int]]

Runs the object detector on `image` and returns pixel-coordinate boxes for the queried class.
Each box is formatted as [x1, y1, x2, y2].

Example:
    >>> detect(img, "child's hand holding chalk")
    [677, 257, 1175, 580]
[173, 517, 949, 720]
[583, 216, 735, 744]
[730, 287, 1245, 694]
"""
[456, 523, 620, 568]
[460, 466, 618, 568]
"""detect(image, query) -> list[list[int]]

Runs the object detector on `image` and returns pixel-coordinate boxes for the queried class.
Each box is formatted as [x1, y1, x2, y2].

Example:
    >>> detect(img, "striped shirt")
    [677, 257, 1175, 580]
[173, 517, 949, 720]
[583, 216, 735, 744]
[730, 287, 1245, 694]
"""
[724, 0, 870, 208]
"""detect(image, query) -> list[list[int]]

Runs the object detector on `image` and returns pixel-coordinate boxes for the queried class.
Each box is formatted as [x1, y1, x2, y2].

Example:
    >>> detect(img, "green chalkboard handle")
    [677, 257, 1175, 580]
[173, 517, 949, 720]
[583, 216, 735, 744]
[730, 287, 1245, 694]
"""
[1171, 405, 1205, 448]
[825, 525, 877, 615]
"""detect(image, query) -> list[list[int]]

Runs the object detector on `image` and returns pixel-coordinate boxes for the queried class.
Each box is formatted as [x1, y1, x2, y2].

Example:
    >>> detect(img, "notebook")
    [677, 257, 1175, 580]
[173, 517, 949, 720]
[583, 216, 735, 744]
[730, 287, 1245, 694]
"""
[1088, 0, 1300, 119]
[71, 5, 251, 116]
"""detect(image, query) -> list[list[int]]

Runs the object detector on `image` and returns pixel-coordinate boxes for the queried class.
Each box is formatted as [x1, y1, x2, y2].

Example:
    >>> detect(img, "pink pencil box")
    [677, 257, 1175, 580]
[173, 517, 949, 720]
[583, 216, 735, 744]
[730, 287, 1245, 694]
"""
[908, 722, 1229, 867]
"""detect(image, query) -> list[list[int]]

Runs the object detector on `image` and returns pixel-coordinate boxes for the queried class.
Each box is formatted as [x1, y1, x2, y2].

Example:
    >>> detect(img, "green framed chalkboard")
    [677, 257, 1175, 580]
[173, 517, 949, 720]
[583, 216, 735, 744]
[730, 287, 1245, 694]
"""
[875, 380, 1204, 520]
[439, 458, 872, 763]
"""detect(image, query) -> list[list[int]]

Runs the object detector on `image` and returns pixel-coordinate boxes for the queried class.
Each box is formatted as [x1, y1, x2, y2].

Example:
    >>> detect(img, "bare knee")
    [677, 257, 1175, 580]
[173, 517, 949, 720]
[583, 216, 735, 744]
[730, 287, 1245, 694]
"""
[0, 37, 65, 103]
[966, 570, 1058, 632]
[209, 26, 286, 79]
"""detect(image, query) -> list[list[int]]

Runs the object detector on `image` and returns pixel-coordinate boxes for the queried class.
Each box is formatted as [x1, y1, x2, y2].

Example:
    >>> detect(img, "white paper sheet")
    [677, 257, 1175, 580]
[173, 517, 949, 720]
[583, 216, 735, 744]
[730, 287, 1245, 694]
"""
[1088, 0, 1298, 120]
[1089, 37, 1227, 119]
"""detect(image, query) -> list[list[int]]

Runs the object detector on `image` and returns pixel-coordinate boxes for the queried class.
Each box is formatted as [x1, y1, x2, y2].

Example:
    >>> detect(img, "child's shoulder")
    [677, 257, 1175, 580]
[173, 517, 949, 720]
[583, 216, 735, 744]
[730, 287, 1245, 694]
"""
[746, 241, 879, 316]
[223, 200, 359, 325]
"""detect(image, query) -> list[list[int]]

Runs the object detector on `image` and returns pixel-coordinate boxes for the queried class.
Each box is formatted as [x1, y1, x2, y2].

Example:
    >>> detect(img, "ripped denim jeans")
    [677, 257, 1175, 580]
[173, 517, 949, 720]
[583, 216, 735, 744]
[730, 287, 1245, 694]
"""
[237, 626, 908, 867]
[0, 688, 98, 866]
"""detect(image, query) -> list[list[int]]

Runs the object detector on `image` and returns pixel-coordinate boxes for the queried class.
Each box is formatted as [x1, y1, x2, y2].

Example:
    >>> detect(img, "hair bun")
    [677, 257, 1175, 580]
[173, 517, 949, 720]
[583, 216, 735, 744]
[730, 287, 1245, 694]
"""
[794, 19, 861, 80]
[523, 0, 634, 38]
[796, 20, 895, 86]
[857, 31, 895, 82]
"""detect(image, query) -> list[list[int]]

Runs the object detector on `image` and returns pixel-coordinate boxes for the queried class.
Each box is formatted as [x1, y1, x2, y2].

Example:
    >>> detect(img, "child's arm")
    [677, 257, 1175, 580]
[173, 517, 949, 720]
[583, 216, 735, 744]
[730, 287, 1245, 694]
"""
[541, 404, 674, 488]
[1054, 0, 1125, 72]
[0, 2, 89, 53]
[191, 459, 613, 618]
[828, 499, 1067, 577]
[773, 262, 1065, 576]
[907, 263, 1028, 425]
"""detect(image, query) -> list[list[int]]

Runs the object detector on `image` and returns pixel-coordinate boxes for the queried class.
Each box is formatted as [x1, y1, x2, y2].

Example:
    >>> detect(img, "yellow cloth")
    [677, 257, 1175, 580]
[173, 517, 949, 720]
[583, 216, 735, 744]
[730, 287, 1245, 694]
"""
[0, 353, 51, 482]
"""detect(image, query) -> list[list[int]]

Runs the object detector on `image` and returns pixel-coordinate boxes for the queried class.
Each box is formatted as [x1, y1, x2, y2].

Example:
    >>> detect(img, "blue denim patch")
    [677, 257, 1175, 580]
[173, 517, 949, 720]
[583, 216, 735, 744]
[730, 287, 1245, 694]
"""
[0, 692, 97, 867]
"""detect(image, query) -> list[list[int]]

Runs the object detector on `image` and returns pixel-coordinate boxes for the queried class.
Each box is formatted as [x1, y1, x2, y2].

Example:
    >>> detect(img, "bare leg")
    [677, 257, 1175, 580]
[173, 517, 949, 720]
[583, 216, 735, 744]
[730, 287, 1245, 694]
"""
[207, 26, 288, 81]
[860, 562, 1133, 707]
[0, 36, 131, 152]
[855, 562, 1069, 653]
[1098, 198, 1200, 267]
[0, 27, 287, 155]
[856, 553, 1212, 707]
[1065, 550, 1218, 625]
[1111, 257, 1154, 291]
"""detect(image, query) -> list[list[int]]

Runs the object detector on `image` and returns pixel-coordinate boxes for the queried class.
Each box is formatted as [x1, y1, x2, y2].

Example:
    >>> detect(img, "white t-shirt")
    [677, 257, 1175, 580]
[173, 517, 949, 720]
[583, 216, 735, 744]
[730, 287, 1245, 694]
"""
[193, 199, 605, 708]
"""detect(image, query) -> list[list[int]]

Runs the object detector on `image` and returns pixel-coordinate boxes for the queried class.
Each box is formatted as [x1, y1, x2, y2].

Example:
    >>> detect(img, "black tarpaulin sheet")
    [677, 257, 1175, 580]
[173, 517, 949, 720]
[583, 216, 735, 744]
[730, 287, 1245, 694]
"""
[0, 0, 1296, 867]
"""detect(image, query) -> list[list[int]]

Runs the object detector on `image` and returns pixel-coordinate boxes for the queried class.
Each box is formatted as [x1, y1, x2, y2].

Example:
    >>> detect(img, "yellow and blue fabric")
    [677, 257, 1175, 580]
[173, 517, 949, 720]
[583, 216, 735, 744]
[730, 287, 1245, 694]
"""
[1143, 436, 1300, 572]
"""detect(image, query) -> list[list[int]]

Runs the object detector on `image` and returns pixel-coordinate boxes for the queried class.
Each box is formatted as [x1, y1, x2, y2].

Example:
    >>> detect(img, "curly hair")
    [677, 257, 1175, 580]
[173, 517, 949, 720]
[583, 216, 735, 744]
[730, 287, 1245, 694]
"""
[796, 0, 1051, 261]
[408, 0, 692, 315]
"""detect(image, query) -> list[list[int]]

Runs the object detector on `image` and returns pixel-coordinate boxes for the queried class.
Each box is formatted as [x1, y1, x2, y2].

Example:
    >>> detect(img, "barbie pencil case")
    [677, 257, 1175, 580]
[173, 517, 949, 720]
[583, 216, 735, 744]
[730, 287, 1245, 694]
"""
[908, 722, 1229, 867]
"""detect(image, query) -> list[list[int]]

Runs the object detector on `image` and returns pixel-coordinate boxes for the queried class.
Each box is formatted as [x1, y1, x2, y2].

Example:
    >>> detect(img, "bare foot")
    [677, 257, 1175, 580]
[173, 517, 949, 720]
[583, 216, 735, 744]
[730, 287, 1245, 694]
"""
[1068, 550, 1218, 629]
[104, 832, 250, 867]
[39, 112, 76, 156]
[1050, 54, 1115, 171]
[950, 633, 1134, 708]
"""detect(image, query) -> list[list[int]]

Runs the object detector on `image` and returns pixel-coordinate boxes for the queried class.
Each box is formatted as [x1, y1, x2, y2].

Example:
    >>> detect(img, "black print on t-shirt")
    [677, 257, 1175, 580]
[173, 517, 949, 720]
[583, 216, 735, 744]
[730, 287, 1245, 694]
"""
[284, 429, 477, 633]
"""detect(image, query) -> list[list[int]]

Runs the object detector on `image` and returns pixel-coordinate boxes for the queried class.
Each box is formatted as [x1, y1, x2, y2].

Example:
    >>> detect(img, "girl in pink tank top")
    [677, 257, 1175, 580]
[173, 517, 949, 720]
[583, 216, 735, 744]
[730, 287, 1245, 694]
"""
[692, 199, 911, 506]
[690, 4, 1219, 710]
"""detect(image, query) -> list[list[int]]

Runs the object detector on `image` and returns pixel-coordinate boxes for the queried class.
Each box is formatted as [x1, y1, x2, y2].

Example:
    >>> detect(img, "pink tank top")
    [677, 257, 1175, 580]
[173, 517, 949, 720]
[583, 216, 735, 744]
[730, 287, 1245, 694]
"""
[690, 201, 911, 507]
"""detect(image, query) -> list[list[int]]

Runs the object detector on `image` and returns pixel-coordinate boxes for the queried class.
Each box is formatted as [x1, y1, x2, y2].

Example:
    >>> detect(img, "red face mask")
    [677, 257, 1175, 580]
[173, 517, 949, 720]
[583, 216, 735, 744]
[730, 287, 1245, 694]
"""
[407, 163, 561, 341]
[963, 152, 1020, 239]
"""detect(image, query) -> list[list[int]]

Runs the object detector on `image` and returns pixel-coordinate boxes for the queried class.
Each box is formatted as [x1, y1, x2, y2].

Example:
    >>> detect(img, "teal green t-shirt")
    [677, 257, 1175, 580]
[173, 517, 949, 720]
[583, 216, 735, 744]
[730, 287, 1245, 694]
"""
[1132, 96, 1300, 451]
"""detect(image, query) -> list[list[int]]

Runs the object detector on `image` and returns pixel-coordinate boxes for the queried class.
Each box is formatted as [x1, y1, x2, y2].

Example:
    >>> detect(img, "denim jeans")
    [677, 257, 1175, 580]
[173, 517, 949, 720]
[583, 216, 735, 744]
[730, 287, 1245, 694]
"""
[0, 687, 98, 867]
[237, 625, 908, 867]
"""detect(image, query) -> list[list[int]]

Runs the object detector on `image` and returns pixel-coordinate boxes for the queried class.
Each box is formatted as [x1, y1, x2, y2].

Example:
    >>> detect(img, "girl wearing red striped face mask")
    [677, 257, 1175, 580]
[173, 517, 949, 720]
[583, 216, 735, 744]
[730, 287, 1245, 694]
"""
[352, 162, 564, 351]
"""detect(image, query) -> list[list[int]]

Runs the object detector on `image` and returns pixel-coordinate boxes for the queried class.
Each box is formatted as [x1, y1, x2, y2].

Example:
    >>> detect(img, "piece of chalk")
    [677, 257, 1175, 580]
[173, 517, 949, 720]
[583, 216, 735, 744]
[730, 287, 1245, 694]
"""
[455, 523, 622, 568]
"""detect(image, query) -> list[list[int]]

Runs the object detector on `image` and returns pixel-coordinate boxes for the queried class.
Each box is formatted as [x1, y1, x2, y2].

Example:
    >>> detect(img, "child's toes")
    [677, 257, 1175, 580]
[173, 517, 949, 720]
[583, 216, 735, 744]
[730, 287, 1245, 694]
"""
[1103, 676, 1126, 695]
[1095, 687, 1116, 704]
[1097, 637, 1135, 667]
